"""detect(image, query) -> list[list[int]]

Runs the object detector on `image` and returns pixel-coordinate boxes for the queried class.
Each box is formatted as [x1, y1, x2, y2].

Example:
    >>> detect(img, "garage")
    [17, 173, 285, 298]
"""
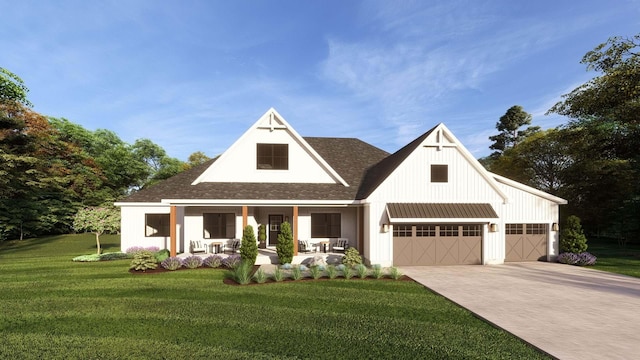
[393, 224, 482, 265]
[505, 223, 548, 262]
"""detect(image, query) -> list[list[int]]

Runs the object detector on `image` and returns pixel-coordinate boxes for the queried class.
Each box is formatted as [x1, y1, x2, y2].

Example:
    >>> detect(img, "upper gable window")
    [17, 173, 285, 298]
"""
[257, 144, 288, 170]
[431, 164, 448, 183]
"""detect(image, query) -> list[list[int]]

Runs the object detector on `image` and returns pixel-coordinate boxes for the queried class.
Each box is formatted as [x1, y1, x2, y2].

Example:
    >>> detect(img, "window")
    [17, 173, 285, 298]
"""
[203, 213, 236, 238]
[257, 143, 288, 170]
[462, 225, 481, 236]
[439, 225, 459, 237]
[431, 164, 448, 183]
[505, 224, 524, 235]
[311, 213, 341, 237]
[145, 214, 170, 237]
[526, 224, 547, 235]
[416, 225, 436, 237]
[393, 225, 412, 237]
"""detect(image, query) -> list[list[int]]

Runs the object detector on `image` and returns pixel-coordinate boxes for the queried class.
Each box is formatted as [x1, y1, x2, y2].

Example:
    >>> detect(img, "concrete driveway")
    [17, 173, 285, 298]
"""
[401, 262, 640, 360]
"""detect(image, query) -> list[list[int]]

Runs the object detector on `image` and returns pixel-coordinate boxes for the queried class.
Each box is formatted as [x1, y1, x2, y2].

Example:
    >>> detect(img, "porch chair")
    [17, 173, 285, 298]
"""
[226, 239, 241, 254]
[190, 240, 207, 253]
[332, 238, 348, 253]
[298, 240, 317, 253]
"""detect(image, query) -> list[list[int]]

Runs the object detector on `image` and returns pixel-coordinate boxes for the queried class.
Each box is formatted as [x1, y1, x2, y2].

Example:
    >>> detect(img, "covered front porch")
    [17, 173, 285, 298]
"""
[165, 202, 363, 258]
[179, 247, 348, 265]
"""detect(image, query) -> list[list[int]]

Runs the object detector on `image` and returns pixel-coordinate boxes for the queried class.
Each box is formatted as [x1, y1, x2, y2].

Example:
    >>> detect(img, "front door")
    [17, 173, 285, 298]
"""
[269, 215, 283, 246]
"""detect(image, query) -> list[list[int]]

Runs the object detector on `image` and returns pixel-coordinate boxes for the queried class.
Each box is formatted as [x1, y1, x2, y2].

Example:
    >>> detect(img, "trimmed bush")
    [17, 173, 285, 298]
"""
[276, 222, 294, 265]
[155, 249, 170, 263]
[577, 252, 597, 266]
[223, 254, 241, 269]
[203, 255, 223, 268]
[183, 256, 203, 269]
[240, 225, 258, 265]
[342, 247, 362, 267]
[129, 251, 158, 271]
[558, 252, 597, 266]
[560, 215, 588, 253]
[72, 254, 101, 262]
[161, 257, 182, 270]
[99, 252, 129, 261]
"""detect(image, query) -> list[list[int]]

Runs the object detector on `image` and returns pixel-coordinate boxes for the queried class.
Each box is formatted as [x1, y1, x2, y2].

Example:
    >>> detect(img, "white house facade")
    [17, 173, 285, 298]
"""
[116, 108, 566, 266]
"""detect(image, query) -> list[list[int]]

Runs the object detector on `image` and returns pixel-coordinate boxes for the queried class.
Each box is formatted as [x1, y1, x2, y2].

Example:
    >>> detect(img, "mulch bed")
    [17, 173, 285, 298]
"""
[130, 265, 414, 285]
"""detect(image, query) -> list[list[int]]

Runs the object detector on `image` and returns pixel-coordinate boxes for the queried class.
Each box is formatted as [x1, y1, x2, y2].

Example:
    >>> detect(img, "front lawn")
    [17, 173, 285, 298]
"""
[588, 237, 640, 278]
[0, 235, 548, 359]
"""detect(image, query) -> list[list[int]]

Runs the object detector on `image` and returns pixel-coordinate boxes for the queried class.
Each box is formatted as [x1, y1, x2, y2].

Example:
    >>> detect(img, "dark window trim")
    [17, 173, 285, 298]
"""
[203, 213, 236, 239]
[431, 164, 448, 183]
[145, 214, 170, 237]
[257, 143, 288, 170]
[311, 213, 341, 238]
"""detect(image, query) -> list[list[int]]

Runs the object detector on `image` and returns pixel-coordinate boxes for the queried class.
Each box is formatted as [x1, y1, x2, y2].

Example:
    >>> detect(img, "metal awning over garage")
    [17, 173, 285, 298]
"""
[386, 203, 498, 223]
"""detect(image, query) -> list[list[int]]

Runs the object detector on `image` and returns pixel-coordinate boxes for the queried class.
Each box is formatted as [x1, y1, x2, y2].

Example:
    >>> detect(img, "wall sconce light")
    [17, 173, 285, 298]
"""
[552, 223, 559, 231]
[382, 224, 389, 233]
[489, 223, 498, 232]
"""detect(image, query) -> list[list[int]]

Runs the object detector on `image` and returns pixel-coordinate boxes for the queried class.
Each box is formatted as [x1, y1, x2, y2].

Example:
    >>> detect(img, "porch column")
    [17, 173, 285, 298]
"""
[242, 206, 248, 228]
[170, 205, 177, 257]
[293, 206, 298, 255]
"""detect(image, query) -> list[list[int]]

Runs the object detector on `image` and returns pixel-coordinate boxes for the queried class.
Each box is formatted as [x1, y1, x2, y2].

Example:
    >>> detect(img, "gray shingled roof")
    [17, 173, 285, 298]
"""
[387, 203, 498, 219]
[121, 137, 390, 202]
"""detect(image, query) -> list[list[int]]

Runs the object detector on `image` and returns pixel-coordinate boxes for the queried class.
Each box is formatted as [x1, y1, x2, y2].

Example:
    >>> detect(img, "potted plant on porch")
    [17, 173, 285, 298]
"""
[258, 224, 267, 249]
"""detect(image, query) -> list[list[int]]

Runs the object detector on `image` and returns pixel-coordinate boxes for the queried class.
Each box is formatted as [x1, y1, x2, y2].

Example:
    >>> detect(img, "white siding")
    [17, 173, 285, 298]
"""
[364, 202, 393, 267]
[297, 207, 357, 248]
[120, 205, 174, 252]
[368, 146, 505, 203]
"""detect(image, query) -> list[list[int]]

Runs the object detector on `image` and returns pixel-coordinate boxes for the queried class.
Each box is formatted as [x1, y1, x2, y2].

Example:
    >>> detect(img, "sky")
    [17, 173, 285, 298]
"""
[2, 0, 639, 160]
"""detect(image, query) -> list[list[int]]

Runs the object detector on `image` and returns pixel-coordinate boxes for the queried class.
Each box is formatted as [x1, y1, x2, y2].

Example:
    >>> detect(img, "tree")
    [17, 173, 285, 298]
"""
[240, 225, 258, 265]
[276, 222, 294, 265]
[132, 138, 186, 188]
[187, 151, 211, 168]
[488, 105, 539, 156]
[548, 34, 640, 125]
[560, 215, 588, 253]
[0, 67, 32, 107]
[73, 207, 120, 254]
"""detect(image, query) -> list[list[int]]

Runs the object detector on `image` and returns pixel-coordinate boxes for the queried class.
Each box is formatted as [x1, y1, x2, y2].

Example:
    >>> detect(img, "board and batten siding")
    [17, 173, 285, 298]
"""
[363, 202, 394, 267]
[297, 207, 358, 248]
[120, 205, 184, 253]
[366, 146, 505, 203]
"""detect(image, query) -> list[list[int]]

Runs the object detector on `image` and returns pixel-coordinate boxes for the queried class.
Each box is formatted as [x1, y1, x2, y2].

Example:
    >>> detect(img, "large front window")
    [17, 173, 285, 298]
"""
[257, 143, 288, 170]
[145, 214, 170, 237]
[203, 213, 236, 238]
[311, 213, 341, 238]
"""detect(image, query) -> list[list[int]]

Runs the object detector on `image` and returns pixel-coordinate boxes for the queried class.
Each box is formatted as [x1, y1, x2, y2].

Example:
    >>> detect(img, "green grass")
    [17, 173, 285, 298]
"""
[0, 234, 548, 359]
[588, 237, 640, 278]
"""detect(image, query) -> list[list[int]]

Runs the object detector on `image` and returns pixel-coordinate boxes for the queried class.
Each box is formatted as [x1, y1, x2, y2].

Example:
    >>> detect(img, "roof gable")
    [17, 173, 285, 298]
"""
[360, 123, 509, 203]
[192, 108, 348, 186]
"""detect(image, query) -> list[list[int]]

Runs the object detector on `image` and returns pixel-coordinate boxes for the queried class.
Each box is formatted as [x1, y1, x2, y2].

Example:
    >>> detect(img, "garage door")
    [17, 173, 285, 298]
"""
[505, 224, 548, 262]
[393, 224, 482, 265]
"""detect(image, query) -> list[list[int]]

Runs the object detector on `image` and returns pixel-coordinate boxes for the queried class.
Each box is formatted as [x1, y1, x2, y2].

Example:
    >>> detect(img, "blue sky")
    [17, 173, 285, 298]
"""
[2, 0, 639, 160]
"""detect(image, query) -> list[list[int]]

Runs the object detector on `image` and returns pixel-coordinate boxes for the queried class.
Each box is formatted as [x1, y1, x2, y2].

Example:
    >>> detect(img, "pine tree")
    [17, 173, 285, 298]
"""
[276, 222, 294, 264]
[560, 215, 588, 253]
[240, 225, 258, 265]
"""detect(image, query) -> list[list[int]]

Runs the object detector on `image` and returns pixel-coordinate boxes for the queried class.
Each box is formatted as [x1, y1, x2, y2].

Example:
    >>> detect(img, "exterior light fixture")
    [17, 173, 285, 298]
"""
[552, 223, 559, 231]
[489, 223, 498, 232]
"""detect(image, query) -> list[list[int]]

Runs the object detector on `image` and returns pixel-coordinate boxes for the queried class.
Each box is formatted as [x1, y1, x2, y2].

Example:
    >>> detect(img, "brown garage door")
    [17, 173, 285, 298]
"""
[393, 224, 482, 265]
[505, 224, 548, 262]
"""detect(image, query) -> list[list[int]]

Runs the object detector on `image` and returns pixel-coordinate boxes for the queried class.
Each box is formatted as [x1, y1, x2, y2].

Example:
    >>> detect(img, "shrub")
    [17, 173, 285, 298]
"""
[155, 249, 170, 263]
[389, 266, 402, 280]
[161, 257, 182, 270]
[281, 263, 292, 270]
[558, 252, 579, 265]
[309, 266, 322, 279]
[253, 268, 267, 283]
[203, 255, 223, 268]
[183, 256, 203, 269]
[223, 255, 241, 269]
[355, 264, 368, 279]
[558, 252, 597, 266]
[72, 254, 101, 262]
[291, 266, 303, 280]
[227, 261, 252, 285]
[299, 264, 308, 271]
[99, 252, 129, 261]
[560, 215, 588, 253]
[276, 222, 294, 264]
[326, 265, 338, 279]
[577, 252, 597, 266]
[342, 247, 363, 267]
[129, 251, 158, 271]
[342, 266, 354, 279]
[336, 264, 346, 271]
[272, 266, 284, 282]
[371, 265, 384, 279]
[240, 225, 258, 265]
[125, 246, 144, 255]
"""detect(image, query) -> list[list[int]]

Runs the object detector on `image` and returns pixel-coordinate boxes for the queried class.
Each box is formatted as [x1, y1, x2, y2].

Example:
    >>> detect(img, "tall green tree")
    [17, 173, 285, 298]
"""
[276, 222, 294, 265]
[187, 151, 211, 168]
[240, 225, 258, 265]
[488, 105, 539, 156]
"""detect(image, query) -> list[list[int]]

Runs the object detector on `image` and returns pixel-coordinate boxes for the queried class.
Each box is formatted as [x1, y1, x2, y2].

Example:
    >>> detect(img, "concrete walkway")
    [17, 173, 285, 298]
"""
[401, 262, 640, 360]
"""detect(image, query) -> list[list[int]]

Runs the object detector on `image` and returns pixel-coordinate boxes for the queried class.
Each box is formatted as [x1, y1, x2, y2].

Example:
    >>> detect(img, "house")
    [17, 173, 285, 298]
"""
[115, 108, 567, 266]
